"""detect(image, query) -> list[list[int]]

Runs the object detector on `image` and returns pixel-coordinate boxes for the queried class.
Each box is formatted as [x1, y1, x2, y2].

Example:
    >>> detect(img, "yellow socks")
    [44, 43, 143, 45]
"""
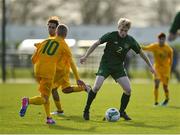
[29, 96, 46, 105]
[154, 88, 158, 103]
[29, 96, 51, 118]
[44, 100, 51, 118]
[72, 86, 85, 92]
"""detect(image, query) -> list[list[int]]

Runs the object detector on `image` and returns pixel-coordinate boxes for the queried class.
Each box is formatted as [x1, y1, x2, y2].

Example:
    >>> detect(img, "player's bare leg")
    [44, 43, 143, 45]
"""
[51, 88, 64, 115]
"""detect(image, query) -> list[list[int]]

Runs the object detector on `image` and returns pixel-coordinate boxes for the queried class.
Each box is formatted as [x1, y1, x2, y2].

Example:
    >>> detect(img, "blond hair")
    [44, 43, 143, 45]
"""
[118, 18, 131, 29]
[56, 24, 68, 38]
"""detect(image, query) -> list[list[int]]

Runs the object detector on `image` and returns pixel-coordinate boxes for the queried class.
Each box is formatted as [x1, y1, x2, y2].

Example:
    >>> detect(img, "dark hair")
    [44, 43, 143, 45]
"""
[158, 33, 166, 39]
[47, 16, 60, 27]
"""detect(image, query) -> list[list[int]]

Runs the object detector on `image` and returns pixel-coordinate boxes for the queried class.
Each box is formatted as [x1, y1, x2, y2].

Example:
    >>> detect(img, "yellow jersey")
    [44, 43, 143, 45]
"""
[32, 36, 68, 79]
[142, 43, 173, 70]
[55, 40, 80, 81]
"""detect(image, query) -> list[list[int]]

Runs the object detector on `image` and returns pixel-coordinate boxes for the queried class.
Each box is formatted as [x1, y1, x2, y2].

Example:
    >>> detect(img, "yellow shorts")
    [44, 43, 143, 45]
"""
[36, 77, 53, 97]
[52, 72, 70, 90]
[154, 69, 170, 85]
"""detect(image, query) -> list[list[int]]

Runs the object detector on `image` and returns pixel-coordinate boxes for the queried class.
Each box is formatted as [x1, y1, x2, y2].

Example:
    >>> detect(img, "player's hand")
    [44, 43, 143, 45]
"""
[80, 56, 87, 64]
[77, 79, 86, 89]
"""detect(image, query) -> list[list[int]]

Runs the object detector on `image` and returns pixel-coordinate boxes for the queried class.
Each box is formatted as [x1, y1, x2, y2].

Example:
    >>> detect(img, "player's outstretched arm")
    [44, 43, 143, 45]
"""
[80, 40, 101, 64]
[70, 57, 80, 81]
[139, 49, 156, 75]
[70, 58, 86, 88]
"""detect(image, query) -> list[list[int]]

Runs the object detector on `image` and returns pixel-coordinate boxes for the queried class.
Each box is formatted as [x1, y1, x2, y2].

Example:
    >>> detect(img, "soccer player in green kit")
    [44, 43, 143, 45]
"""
[80, 18, 156, 120]
[168, 11, 180, 41]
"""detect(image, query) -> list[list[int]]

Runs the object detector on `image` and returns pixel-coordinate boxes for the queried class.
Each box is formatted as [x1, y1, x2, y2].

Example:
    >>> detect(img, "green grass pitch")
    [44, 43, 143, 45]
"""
[0, 81, 180, 134]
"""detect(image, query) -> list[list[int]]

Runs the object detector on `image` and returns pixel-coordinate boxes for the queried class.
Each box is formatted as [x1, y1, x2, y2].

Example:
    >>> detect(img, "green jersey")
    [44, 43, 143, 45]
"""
[99, 31, 141, 67]
[169, 12, 180, 34]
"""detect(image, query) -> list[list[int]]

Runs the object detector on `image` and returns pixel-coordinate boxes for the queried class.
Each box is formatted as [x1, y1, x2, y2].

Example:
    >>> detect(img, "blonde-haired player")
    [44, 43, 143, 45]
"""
[19, 24, 71, 124]
[46, 17, 89, 115]
[80, 18, 155, 120]
[142, 33, 173, 106]
[50, 25, 91, 115]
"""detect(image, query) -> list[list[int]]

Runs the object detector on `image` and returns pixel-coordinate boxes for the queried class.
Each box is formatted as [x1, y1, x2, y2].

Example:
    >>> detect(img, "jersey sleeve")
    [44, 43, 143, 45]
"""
[70, 58, 80, 80]
[130, 37, 141, 54]
[31, 43, 42, 64]
[34, 42, 41, 48]
[142, 43, 156, 52]
[31, 40, 48, 64]
[99, 32, 111, 44]
[64, 43, 80, 80]
[169, 12, 180, 34]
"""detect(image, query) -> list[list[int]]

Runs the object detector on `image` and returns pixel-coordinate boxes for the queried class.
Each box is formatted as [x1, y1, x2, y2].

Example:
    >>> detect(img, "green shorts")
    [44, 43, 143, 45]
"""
[96, 63, 127, 80]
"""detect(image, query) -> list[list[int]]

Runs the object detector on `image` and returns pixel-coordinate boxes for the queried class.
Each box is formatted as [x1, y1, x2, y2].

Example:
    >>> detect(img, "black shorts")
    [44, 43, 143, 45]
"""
[96, 64, 127, 80]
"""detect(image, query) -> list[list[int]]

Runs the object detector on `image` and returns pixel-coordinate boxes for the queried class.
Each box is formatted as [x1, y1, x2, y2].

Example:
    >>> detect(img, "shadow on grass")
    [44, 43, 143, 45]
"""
[122, 121, 176, 130]
[167, 105, 180, 109]
[55, 114, 106, 123]
[48, 124, 96, 133]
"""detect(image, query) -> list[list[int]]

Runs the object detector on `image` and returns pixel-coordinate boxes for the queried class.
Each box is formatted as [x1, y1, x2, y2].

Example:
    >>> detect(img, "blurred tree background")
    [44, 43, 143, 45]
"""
[0, 0, 180, 81]
[0, 0, 179, 26]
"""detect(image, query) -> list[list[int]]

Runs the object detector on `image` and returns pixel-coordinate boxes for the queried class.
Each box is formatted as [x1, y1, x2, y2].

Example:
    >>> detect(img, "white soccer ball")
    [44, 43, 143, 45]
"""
[105, 108, 120, 122]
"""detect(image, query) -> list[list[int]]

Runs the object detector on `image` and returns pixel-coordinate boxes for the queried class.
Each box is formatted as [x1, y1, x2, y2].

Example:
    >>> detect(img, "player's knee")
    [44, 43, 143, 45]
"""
[42, 95, 49, 104]
[124, 88, 131, 95]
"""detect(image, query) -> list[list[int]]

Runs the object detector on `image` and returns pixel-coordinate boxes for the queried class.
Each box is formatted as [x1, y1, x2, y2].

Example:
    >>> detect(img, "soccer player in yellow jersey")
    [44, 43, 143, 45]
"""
[32, 16, 89, 116]
[32, 16, 60, 63]
[19, 24, 70, 124]
[142, 33, 173, 106]
[47, 16, 60, 37]
[45, 16, 65, 114]
[50, 32, 90, 115]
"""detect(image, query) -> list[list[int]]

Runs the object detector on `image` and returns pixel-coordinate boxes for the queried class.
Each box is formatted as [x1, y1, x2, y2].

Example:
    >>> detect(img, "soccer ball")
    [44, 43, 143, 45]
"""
[105, 108, 120, 122]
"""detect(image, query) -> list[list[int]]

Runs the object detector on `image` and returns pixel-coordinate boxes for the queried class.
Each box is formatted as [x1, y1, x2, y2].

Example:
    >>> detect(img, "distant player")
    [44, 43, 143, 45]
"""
[80, 18, 155, 120]
[19, 24, 70, 124]
[142, 33, 173, 106]
[168, 11, 180, 41]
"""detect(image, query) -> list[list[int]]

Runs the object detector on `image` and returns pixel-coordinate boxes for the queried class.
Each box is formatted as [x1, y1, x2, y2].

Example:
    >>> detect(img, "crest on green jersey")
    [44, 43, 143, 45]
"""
[124, 43, 130, 49]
